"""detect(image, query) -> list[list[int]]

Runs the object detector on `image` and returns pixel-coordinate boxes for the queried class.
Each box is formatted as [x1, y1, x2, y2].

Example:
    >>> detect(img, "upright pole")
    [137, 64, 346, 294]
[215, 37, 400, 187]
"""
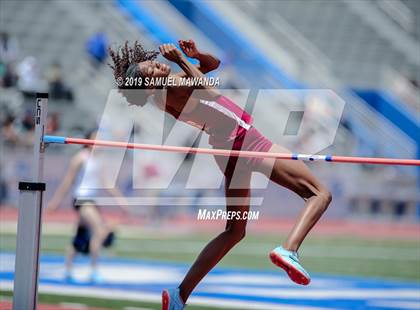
[13, 93, 48, 310]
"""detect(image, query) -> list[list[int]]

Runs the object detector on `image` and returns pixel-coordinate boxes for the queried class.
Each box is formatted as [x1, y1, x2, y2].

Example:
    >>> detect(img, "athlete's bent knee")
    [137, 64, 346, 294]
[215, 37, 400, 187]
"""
[318, 187, 332, 211]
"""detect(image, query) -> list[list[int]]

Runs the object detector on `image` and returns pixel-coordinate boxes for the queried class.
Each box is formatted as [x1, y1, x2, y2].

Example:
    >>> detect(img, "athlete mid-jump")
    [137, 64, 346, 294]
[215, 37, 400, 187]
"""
[108, 40, 332, 309]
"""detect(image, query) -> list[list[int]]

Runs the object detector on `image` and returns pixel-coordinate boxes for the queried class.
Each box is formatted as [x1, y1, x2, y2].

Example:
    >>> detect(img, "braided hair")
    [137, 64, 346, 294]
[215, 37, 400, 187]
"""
[108, 40, 159, 88]
[108, 41, 159, 106]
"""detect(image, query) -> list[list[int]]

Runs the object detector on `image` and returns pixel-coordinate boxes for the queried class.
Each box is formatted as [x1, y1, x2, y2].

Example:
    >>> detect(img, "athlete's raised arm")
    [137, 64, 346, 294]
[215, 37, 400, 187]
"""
[159, 43, 202, 79]
[178, 39, 220, 74]
[159, 43, 220, 99]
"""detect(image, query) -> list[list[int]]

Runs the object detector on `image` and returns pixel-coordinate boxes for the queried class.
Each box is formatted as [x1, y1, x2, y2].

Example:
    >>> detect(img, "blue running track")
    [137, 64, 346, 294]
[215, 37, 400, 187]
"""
[1, 253, 419, 310]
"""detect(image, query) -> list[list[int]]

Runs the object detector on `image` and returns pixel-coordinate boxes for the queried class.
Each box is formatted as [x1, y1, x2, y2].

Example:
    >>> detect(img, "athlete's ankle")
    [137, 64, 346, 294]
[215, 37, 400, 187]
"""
[282, 243, 299, 252]
[178, 286, 187, 305]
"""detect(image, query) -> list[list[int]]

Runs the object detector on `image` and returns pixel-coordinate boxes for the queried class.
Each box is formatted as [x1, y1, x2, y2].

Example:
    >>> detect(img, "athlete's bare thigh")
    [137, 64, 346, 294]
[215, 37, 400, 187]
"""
[255, 144, 326, 199]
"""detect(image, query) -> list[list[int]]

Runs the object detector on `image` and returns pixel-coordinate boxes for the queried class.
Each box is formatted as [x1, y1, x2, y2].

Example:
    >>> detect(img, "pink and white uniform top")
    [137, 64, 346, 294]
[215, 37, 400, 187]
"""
[163, 95, 253, 146]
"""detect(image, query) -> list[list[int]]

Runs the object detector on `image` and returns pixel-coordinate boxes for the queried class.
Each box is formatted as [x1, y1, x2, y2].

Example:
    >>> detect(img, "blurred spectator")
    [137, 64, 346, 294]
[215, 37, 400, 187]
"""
[1, 114, 19, 145]
[86, 31, 108, 68]
[408, 78, 418, 89]
[0, 110, 38, 148]
[0, 62, 18, 88]
[21, 110, 35, 132]
[0, 32, 19, 64]
[46, 62, 74, 102]
[46, 112, 60, 134]
[0, 162, 8, 207]
[16, 56, 47, 97]
[0, 32, 19, 88]
[17, 110, 35, 146]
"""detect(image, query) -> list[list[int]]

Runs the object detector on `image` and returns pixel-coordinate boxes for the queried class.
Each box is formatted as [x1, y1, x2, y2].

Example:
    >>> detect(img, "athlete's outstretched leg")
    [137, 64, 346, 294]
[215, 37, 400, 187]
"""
[177, 171, 251, 304]
[256, 144, 331, 284]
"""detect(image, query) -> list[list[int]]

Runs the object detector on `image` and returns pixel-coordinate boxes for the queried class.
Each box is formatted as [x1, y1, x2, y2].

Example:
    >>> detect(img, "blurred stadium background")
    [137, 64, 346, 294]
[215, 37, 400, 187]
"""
[0, 0, 419, 309]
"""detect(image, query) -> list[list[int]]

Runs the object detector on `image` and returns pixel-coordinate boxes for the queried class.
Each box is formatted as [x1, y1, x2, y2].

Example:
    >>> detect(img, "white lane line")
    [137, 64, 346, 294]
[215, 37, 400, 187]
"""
[0, 281, 331, 310]
[0, 254, 342, 289]
[199, 286, 420, 300]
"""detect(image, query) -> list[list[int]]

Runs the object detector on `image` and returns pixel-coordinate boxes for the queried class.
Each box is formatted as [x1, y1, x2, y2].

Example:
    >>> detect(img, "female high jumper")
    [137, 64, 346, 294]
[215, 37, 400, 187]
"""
[108, 40, 332, 309]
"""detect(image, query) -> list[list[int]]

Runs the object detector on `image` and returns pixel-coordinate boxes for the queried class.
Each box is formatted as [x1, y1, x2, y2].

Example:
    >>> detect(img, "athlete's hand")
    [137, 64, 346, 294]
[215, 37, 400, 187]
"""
[179, 39, 200, 58]
[159, 44, 184, 63]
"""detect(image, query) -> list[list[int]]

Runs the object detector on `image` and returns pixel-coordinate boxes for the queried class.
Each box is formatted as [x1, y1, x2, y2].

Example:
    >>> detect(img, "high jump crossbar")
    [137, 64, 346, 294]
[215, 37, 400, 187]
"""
[42, 135, 420, 166]
[12, 93, 420, 309]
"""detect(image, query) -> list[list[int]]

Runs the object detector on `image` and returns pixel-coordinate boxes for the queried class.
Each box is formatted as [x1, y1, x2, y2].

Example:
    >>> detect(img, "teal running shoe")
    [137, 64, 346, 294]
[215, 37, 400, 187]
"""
[64, 270, 74, 283]
[90, 269, 104, 284]
[270, 246, 311, 285]
[162, 288, 185, 310]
